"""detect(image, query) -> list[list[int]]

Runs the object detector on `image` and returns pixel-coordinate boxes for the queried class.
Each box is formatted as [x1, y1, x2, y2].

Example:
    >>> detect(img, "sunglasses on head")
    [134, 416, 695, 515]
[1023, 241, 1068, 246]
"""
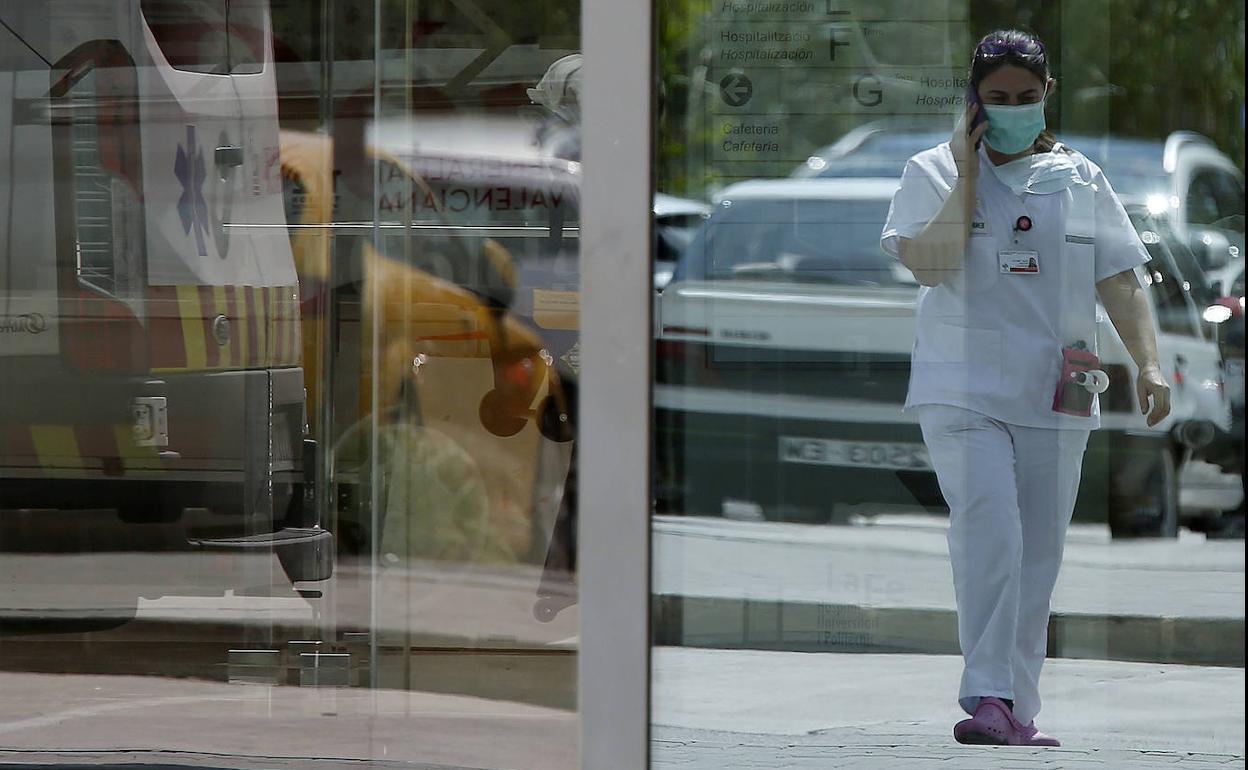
[975, 37, 1046, 61]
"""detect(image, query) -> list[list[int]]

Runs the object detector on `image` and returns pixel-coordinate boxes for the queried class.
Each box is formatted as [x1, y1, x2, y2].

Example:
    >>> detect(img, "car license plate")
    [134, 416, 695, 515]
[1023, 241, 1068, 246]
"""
[778, 437, 931, 471]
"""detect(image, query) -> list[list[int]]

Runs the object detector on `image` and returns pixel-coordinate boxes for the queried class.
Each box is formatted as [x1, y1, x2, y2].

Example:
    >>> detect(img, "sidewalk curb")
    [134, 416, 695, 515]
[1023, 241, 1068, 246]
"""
[652, 595, 1246, 667]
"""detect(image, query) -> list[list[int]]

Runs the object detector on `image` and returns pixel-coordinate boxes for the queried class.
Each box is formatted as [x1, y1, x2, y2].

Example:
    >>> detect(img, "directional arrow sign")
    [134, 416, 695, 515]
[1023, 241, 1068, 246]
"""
[719, 73, 753, 107]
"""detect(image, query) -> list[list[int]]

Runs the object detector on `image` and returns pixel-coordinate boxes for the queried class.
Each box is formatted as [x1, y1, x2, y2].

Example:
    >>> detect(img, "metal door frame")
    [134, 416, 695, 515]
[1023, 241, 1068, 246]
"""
[579, 0, 653, 766]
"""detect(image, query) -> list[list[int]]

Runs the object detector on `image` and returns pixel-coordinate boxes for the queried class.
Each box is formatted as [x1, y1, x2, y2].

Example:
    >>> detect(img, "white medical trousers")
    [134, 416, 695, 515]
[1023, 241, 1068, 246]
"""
[918, 404, 1091, 726]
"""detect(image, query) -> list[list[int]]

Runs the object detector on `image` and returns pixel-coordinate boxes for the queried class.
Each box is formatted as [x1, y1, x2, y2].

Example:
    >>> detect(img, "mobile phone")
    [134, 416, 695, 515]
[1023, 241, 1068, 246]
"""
[965, 86, 985, 148]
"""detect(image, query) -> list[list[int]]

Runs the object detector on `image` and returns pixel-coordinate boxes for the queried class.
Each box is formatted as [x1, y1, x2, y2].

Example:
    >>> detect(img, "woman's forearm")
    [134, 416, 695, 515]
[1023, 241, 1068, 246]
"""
[1097, 269, 1161, 371]
[898, 177, 976, 287]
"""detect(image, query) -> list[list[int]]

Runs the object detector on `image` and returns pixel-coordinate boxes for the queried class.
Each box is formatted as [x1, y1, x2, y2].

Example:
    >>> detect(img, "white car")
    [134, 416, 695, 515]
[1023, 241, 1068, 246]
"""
[654, 193, 712, 291]
[798, 125, 1245, 289]
[655, 177, 1233, 537]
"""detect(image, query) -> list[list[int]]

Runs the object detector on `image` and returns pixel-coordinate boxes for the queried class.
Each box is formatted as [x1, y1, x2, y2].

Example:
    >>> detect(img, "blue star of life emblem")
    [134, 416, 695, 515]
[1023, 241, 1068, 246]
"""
[175, 124, 210, 256]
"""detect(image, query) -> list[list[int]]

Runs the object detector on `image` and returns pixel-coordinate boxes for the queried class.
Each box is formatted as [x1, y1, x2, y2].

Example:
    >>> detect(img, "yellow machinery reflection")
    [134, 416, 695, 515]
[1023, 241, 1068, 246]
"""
[279, 129, 572, 567]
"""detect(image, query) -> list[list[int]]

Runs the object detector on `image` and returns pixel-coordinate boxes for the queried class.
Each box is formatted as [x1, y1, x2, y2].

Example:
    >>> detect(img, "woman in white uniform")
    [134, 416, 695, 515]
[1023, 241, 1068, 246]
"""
[880, 29, 1171, 747]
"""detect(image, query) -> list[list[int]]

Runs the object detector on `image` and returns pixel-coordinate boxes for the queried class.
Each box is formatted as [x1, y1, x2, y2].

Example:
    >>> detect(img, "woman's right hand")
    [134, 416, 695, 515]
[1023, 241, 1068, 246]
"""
[952, 103, 988, 180]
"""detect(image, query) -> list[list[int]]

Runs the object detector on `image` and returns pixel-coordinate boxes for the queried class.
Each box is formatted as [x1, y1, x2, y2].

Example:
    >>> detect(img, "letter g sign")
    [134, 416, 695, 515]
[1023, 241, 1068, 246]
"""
[853, 75, 883, 107]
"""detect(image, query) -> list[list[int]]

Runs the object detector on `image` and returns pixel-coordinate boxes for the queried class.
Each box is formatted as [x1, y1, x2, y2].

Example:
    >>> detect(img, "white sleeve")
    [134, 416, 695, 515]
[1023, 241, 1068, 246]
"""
[1093, 167, 1151, 282]
[881, 157, 948, 258]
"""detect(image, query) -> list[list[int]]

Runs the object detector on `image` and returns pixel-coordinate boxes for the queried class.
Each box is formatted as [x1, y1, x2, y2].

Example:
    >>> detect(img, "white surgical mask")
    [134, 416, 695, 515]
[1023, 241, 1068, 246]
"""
[990, 149, 1084, 195]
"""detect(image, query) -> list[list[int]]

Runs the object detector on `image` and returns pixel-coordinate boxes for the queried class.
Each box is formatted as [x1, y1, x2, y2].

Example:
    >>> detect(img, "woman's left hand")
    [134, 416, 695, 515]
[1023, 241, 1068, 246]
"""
[1136, 364, 1171, 427]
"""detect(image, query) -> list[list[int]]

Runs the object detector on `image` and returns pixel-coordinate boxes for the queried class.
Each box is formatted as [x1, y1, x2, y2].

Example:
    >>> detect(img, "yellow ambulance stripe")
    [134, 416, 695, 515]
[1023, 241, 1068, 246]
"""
[176, 285, 208, 370]
[151, 284, 301, 373]
[113, 425, 159, 470]
[259, 286, 268, 365]
[31, 426, 83, 470]
[242, 285, 254, 366]
[270, 286, 281, 365]
[272, 286, 284, 366]
[280, 287, 293, 366]
[258, 285, 269, 365]
[251, 286, 261, 365]
[288, 289, 301, 365]
[212, 285, 232, 367]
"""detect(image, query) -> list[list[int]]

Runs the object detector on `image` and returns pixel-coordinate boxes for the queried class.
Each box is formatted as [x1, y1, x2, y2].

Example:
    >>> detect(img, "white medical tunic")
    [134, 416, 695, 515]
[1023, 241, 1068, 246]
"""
[881, 142, 1150, 430]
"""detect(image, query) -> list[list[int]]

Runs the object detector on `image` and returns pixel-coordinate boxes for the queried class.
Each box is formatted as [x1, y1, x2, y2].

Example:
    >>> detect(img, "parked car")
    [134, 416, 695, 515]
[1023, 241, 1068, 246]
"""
[0, 0, 330, 626]
[1195, 260, 1246, 535]
[655, 177, 1233, 537]
[654, 194, 713, 291]
[796, 124, 1245, 287]
[1125, 204, 1241, 532]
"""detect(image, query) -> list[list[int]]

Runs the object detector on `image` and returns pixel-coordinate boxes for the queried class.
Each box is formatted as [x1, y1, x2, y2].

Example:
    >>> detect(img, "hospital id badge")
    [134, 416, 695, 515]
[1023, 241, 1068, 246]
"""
[999, 250, 1040, 275]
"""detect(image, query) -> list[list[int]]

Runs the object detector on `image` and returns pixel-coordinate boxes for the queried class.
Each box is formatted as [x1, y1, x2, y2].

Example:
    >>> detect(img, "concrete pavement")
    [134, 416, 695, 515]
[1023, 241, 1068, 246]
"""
[2, 512, 1244, 767]
[653, 649, 1244, 751]
[10, 512, 1240, 663]
[651, 648, 1246, 768]
[0, 671, 577, 770]
[0, 649, 1241, 768]
[653, 514, 1246, 665]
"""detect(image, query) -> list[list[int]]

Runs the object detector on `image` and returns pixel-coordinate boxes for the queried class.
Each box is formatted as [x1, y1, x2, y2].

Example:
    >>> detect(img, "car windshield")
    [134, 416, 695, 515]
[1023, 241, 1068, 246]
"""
[808, 131, 1170, 199]
[1064, 137, 1168, 197]
[676, 198, 913, 286]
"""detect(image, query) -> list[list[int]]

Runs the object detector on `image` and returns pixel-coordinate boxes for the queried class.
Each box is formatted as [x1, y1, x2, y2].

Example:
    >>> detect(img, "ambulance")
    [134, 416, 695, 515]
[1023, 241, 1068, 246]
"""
[0, 1, 331, 620]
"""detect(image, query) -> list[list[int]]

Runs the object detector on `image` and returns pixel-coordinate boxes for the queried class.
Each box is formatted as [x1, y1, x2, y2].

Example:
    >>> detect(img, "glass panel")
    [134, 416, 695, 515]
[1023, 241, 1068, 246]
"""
[1, 1, 579, 767]
[652, 1, 1246, 766]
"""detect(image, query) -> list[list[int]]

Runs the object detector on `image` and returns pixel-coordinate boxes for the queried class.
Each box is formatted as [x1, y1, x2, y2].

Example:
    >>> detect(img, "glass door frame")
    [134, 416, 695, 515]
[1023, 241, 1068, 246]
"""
[578, 0, 654, 766]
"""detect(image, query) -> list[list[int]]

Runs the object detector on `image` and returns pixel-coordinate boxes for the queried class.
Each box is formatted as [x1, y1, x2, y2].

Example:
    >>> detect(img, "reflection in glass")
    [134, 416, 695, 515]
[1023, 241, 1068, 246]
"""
[2, 1, 579, 767]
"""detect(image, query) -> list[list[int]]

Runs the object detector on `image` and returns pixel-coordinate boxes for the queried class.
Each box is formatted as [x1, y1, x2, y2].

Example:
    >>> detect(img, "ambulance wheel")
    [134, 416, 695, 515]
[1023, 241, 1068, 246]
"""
[533, 594, 575, 623]
[533, 598, 559, 623]
[537, 394, 574, 443]
[1108, 445, 1179, 539]
[479, 390, 527, 438]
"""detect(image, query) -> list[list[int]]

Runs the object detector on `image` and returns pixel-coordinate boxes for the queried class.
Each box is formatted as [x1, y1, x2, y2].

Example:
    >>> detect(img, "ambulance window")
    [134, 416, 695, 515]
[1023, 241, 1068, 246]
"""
[59, 63, 145, 301]
[226, 0, 266, 74]
[141, 0, 230, 75]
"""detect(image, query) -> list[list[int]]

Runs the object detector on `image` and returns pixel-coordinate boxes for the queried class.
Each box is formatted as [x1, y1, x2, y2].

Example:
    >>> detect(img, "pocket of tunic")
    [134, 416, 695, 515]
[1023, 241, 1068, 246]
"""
[913, 321, 1003, 393]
